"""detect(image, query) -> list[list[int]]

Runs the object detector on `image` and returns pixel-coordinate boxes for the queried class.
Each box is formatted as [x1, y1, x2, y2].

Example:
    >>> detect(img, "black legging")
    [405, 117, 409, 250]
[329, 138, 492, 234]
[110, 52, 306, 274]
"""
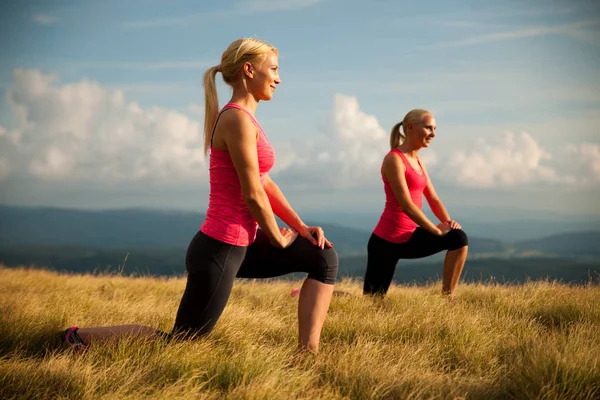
[363, 228, 468, 296]
[173, 229, 338, 337]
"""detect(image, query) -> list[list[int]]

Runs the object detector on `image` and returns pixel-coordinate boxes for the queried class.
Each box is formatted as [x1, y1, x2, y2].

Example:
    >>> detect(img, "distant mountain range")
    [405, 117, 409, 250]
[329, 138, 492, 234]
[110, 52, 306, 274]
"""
[300, 210, 600, 243]
[513, 231, 600, 257]
[1, 206, 598, 284]
[1, 205, 510, 256]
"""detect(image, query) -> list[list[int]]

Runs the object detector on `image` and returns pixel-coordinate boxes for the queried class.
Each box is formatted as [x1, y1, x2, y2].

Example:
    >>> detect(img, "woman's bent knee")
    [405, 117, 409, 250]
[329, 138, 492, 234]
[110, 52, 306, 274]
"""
[448, 229, 468, 251]
[308, 247, 338, 285]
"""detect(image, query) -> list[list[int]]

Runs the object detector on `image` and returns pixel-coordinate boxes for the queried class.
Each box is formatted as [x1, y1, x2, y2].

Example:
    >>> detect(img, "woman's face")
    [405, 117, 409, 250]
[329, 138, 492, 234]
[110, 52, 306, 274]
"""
[409, 113, 436, 148]
[246, 50, 281, 101]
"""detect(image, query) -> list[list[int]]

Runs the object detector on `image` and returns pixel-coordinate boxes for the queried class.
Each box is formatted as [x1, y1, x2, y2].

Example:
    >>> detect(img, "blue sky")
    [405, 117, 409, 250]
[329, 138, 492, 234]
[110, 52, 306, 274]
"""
[0, 0, 599, 220]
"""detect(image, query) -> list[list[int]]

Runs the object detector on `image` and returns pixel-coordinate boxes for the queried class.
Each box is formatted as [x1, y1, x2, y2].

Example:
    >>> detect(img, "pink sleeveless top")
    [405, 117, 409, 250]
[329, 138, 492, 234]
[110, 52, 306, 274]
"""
[200, 103, 275, 246]
[373, 148, 428, 243]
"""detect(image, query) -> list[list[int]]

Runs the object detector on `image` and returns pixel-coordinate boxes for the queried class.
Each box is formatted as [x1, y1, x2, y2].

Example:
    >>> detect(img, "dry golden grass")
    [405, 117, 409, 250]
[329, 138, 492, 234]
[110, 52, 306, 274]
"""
[1, 266, 599, 399]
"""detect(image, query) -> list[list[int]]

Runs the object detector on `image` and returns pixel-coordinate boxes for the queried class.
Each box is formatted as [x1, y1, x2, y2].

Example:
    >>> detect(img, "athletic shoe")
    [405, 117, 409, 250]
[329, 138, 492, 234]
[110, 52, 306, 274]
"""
[61, 326, 88, 351]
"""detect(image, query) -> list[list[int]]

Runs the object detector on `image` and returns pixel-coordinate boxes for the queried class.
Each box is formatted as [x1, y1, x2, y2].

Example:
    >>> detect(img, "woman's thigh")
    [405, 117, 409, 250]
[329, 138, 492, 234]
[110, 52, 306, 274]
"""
[363, 233, 401, 295]
[237, 230, 338, 284]
[172, 231, 247, 336]
[396, 228, 467, 259]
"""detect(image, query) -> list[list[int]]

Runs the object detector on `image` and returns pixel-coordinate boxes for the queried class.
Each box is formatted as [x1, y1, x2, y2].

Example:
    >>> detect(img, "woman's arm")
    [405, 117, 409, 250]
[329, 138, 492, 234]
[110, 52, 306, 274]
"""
[421, 160, 462, 229]
[263, 174, 306, 232]
[384, 153, 446, 236]
[222, 111, 291, 248]
[263, 174, 329, 248]
[422, 166, 450, 223]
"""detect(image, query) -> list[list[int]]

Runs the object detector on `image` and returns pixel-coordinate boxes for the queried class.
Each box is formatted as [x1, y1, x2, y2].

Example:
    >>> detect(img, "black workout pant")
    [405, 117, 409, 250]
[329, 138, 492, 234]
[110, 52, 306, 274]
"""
[363, 228, 468, 296]
[172, 230, 338, 338]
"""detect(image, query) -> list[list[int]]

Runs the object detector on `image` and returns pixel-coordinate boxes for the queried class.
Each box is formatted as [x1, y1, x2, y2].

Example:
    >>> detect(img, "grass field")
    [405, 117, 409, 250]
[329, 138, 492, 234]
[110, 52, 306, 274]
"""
[1, 266, 599, 399]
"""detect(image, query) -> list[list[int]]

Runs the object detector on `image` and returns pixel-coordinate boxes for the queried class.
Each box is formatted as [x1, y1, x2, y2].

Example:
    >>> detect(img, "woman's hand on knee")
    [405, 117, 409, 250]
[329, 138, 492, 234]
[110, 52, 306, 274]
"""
[447, 220, 462, 230]
[436, 222, 451, 235]
[298, 226, 333, 249]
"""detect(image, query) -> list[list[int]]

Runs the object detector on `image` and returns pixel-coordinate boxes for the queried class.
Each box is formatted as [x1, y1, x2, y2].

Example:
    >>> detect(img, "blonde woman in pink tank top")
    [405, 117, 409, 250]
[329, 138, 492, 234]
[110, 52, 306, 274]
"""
[365, 110, 469, 300]
[61, 38, 338, 354]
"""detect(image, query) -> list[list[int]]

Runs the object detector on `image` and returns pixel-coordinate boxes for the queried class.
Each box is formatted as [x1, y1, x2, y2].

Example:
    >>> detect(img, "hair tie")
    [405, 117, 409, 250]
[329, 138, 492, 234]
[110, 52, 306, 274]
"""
[399, 122, 403, 126]
[215, 65, 221, 72]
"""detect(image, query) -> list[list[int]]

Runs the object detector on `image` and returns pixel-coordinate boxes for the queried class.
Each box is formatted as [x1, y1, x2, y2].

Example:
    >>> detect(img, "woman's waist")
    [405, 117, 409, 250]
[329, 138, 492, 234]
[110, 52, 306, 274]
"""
[205, 202, 255, 223]
[200, 221, 257, 246]
[381, 201, 422, 214]
[377, 208, 417, 227]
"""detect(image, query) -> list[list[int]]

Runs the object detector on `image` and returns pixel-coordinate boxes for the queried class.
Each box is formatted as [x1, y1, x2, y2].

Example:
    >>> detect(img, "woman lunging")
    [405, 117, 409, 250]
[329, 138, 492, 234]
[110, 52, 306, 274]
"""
[363, 109, 468, 299]
[63, 38, 338, 354]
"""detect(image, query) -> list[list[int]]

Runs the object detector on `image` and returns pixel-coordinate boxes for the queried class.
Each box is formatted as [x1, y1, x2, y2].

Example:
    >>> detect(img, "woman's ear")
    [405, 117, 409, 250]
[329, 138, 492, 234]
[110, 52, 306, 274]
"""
[243, 62, 254, 79]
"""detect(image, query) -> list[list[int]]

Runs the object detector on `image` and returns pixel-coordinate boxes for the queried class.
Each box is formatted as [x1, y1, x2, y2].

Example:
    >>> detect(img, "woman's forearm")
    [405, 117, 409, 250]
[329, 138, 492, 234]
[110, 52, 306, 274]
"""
[243, 188, 284, 246]
[430, 199, 451, 223]
[404, 203, 442, 235]
[263, 179, 306, 232]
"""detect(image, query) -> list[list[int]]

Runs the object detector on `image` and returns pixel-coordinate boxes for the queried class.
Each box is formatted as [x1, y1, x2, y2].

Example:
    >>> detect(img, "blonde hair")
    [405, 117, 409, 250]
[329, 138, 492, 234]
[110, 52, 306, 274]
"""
[389, 109, 432, 149]
[202, 38, 278, 155]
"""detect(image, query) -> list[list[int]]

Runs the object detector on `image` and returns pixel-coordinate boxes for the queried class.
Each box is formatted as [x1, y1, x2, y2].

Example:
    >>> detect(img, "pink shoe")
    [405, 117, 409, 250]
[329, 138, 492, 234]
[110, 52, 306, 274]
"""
[291, 288, 301, 297]
[61, 326, 88, 351]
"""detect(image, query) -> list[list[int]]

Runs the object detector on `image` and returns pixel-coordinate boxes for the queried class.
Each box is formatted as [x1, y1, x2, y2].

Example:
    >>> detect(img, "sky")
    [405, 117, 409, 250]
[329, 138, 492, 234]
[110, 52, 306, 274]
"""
[0, 0, 599, 220]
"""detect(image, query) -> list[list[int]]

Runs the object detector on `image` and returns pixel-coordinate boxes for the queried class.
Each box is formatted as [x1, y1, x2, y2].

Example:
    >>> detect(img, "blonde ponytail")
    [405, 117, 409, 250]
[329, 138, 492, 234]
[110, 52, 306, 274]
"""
[389, 122, 406, 149]
[203, 65, 220, 156]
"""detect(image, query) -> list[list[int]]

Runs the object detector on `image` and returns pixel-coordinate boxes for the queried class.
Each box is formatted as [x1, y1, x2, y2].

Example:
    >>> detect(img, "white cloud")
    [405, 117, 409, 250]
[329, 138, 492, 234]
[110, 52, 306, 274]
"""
[271, 95, 433, 189]
[2, 73, 596, 194]
[440, 132, 556, 188]
[438, 132, 600, 188]
[270, 96, 598, 191]
[0, 69, 207, 184]
[188, 103, 204, 116]
[562, 143, 600, 184]
[32, 13, 58, 25]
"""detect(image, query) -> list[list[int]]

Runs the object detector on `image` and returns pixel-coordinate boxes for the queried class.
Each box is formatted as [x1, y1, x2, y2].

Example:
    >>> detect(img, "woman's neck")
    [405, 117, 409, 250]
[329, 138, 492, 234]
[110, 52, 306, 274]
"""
[398, 142, 420, 158]
[229, 89, 259, 116]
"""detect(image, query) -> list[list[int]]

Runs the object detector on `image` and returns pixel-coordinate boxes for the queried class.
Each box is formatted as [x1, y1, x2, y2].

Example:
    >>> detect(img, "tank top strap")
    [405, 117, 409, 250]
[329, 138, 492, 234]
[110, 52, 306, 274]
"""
[209, 103, 263, 148]
[222, 103, 263, 133]
[209, 108, 229, 148]
[390, 147, 410, 168]
[415, 155, 424, 171]
[392, 147, 425, 170]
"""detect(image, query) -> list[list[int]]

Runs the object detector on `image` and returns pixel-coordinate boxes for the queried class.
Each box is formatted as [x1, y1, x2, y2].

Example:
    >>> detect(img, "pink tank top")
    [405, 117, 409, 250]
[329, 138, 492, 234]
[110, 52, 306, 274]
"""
[373, 148, 428, 243]
[200, 103, 275, 246]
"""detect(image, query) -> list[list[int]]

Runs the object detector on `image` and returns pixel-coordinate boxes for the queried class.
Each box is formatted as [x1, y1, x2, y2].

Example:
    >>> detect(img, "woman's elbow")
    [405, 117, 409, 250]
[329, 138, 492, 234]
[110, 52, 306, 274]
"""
[243, 189, 264, 207]
[400, 201, 418, 216]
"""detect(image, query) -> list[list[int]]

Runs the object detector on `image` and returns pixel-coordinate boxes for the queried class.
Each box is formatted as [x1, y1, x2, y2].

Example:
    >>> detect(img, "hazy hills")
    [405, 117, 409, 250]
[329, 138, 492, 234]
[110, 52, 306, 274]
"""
[1, 205, 598, 257]
[1, 206, 599, 284]
[513, 231, 600, 257]
[0, 205, 509, 256]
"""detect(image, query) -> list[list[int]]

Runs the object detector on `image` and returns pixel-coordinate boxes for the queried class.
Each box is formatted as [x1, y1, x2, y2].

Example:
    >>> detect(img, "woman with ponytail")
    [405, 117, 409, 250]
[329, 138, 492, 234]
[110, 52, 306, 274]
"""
[61, 38, 338, 354]
[363, 110, 468, 299]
